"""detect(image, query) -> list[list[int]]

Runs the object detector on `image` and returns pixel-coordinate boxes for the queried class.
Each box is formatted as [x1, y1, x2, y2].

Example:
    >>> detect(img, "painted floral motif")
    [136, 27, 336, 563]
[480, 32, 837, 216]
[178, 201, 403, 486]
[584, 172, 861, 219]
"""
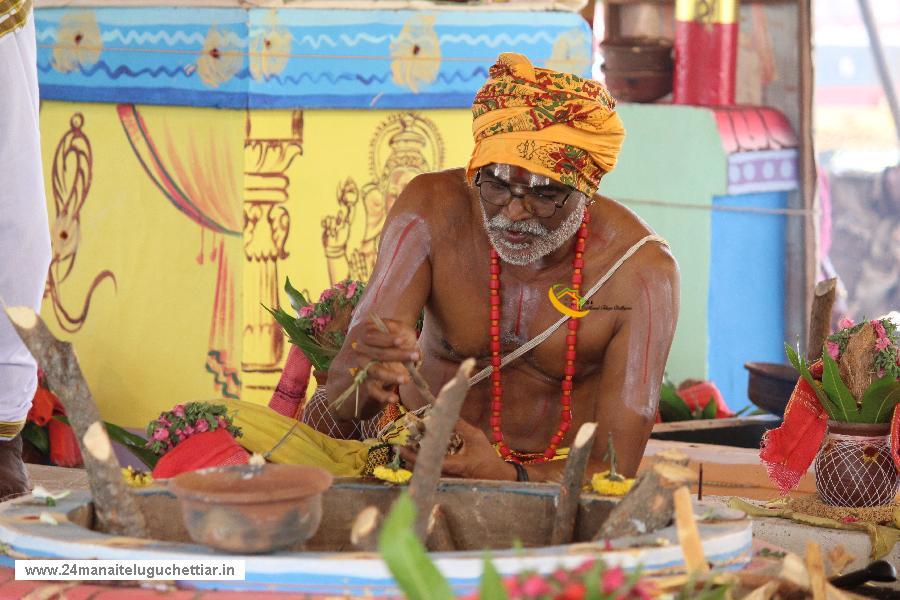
[52, 11, 102, 73]
[197, 27, 243, 88]
[545, 27, 591, 75]
[249, 11, 291, 82]
[390, 14, 440, 93]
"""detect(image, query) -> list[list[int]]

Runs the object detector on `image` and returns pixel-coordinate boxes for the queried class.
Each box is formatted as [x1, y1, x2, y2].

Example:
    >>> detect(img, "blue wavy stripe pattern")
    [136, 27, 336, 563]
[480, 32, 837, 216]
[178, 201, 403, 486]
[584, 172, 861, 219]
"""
[34, 7, 590, 109]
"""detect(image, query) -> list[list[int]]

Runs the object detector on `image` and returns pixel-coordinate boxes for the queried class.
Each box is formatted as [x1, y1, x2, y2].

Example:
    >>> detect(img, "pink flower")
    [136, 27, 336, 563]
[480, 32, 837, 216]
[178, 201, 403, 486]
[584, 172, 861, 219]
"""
[876, 337, 891, 351]
[557, 582, 586, 600]
[551, 568, 569, 585]
[172, 405, 186, 418]
[573, 559, 595, 574]
[196, 419, 209, 433]
[183, 424, 195, 436]
[299, 305, 314, 318]
[873, 319, 887, 340]
[157, 417, 171, 428]
[152, 428, 169, 441]
[838, 316, 855, 330]
[631, 580, 656, 600]
[826, 341, 841, 360]
[346, 281, 358, 299]
[312, 316, 330, 331]
[601, 566, 625, 594]
[217, 416, 227, 428]
[521, 574, 550, 597]
[319, 288, 335, 301]
[176, 432, 187, 443]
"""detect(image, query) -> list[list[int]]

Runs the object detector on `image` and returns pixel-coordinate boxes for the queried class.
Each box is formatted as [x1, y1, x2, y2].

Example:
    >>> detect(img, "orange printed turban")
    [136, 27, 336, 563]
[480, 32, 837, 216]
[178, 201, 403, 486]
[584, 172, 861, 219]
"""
[467, 53, 625, 196]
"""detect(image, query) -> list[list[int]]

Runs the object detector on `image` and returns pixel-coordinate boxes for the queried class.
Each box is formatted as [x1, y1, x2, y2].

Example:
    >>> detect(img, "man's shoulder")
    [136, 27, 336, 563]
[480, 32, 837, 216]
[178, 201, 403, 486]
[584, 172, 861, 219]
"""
[391, 168, 471, 224]
[587, 195, 678, 281]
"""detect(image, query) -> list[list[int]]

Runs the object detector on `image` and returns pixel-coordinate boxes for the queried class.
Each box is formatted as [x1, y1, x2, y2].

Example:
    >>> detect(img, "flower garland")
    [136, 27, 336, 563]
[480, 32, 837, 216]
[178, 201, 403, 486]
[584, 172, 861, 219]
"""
[145, 402, 242, 455]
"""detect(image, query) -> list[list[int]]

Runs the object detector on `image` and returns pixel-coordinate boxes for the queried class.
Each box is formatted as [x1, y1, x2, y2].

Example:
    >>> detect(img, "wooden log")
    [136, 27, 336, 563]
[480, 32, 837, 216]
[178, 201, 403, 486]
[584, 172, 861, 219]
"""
[806, 278, 837, 362]
[806, 541, 827, 600]
[654, 448, 689, 467]
[425, 504, 457, 552]
[673, 486, 708, 574]
[550, 422, 597, 546]
[594, 460, 696, 540]
[407, 358, 474, 541]
[4, 307, 146, 538]
[349, 506, 381, 552]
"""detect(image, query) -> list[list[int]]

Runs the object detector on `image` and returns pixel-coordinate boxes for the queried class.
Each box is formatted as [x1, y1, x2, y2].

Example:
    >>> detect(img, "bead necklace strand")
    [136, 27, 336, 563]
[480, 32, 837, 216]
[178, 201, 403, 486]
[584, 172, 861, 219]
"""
[488, 211, 590, 462]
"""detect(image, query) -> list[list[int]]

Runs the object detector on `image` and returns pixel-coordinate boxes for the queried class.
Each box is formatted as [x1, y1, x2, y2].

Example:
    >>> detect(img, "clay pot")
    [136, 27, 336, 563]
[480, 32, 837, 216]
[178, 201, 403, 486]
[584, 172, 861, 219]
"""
[170, 464, 333, 553]
[600, 37, 673, 103]
[744, 362, 798, 417]
[814, 421, 899, 507]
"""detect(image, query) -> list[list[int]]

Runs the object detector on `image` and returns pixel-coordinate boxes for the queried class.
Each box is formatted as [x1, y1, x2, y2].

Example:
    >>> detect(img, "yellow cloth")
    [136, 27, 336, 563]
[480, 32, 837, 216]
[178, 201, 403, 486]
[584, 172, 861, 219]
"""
[466, 52, 626, 196]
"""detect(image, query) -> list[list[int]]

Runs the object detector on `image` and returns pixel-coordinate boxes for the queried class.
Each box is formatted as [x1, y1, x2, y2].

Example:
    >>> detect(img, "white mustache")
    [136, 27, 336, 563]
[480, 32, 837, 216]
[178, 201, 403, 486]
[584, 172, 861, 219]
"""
[488, 214, 549, 237]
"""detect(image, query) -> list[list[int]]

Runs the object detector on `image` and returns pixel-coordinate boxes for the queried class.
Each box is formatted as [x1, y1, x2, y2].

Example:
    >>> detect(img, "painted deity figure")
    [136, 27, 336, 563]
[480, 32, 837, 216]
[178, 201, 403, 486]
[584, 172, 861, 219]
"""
[327, 53, 680, 482]
[322, 113, 443, 284]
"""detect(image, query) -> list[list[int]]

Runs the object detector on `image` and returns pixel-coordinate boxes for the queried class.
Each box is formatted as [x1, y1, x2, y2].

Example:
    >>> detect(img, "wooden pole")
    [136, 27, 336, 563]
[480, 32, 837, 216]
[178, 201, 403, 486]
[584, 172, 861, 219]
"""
[4, 307, 147, 538]
[550, 422, 597, 546]
[595, 460, 696, 540]
[806, 277, 837, 362]
[407, 358, 474, 541]
[673, 486, 708, 574]
[798, 0, 817, 354]
[350, 506, 381, 552]
[425, 504, 458, 552]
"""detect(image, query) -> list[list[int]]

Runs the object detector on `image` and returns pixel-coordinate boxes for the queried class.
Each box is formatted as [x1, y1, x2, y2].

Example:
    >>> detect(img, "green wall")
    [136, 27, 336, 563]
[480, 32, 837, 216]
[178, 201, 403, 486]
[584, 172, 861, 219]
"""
[599, 104, 728, 383]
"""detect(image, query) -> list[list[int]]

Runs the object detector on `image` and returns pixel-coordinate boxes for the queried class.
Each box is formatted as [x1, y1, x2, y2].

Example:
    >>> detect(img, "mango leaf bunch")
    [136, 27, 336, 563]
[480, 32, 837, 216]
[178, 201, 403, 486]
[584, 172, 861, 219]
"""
[785, 316, 900, 424]
[266, 277, 366, 372]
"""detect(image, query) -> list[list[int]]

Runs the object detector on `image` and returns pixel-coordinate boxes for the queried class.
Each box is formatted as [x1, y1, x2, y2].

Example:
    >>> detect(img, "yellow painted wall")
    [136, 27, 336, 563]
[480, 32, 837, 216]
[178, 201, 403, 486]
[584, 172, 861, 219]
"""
[39, 101, 472, 428]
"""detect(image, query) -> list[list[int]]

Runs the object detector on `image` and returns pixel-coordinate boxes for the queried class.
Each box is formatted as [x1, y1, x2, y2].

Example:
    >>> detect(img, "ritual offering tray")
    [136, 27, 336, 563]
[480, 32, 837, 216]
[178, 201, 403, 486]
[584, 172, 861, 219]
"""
[0, 479, 753, 595]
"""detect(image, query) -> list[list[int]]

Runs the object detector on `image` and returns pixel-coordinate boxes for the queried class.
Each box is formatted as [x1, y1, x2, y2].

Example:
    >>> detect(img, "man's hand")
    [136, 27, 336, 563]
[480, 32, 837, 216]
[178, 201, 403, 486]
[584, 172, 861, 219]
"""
[399, 419, 517, 481]
[349, 318, 419, 406]
[0, 435, 31, 501]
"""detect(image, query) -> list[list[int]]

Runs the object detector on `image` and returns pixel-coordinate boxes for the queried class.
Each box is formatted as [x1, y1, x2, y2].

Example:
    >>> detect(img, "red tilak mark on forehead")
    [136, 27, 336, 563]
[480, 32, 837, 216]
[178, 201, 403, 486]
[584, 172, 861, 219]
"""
[640, 277, 652, 384]
[373, 216, 423, 303]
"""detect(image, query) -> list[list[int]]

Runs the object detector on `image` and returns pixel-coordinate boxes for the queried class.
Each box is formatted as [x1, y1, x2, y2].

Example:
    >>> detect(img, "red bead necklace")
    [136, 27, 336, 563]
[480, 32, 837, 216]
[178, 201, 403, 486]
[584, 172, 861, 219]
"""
[488, 211, 590, 462]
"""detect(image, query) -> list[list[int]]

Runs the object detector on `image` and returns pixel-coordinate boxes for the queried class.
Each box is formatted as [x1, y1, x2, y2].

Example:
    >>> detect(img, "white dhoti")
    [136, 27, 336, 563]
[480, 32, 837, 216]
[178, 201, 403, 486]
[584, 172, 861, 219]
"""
[0, 2, 52, 440]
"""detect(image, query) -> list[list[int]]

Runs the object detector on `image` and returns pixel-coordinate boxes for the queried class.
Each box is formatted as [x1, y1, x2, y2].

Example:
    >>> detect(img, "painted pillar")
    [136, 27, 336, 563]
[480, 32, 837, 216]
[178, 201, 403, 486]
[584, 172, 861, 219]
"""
[673, 0, 739, 106]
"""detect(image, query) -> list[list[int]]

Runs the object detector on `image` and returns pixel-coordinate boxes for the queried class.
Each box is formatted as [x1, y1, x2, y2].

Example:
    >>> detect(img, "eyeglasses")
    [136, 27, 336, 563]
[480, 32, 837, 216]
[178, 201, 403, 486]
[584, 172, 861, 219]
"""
[474, 170, 574, 219]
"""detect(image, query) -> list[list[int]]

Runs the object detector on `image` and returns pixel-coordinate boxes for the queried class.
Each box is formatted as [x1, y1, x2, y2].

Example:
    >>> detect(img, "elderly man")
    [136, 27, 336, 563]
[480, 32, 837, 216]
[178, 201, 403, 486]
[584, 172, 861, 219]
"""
[328, 53, 679, 482]
[0, 0, 53, 499]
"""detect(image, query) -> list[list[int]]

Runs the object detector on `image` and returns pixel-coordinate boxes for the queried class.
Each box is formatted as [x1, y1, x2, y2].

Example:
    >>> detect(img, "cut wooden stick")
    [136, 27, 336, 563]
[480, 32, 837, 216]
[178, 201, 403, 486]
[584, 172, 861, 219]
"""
[425, 504, 457, 552]
[369, 314, 436, 405]
[595, 459, 697, 540]
[349, 506, 381, 552]
[407, 358, 474, 541]
[806, 540, 827, 600]
[674, 486, 708, 574]
[550, 422, 597, 546]
[4, 306, 146, 538]
[806, 277, 837, 362]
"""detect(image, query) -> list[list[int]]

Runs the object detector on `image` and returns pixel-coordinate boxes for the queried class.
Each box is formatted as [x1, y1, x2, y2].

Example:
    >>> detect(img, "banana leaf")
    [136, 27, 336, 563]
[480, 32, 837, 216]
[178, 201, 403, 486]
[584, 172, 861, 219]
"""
[858, 375, 900, 424]
[821, 353, 857, 422]
[264, 305, 336, 372]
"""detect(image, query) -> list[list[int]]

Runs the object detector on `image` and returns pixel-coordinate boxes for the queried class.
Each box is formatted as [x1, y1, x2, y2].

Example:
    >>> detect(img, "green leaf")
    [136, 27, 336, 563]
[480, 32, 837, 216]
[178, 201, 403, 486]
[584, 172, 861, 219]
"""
[733, 406, 751, 417]
[264, 305, 333, 372]
[859, 376, 900, 424]
[21, 422, 49, 456]
[584, 560, 603, 600]
[283, 277, 310, 312]
[786, 343, 839, 420]
[378, 493, 454, 600]
[701, 397, 718, 420]
[659, 383, 692, 422]
[478, 555, 508, 600]
[821, 353, 857, 422]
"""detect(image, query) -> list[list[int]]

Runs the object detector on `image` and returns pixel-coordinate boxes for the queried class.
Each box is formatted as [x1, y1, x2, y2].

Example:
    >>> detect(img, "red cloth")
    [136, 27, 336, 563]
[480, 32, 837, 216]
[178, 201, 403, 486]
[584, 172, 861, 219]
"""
[151, 428, 249, 479]
[677, 381, 733, 418]
[269, 345, 312, 419]
[27, 380, 83, 467]
[759, 361, 828, 493]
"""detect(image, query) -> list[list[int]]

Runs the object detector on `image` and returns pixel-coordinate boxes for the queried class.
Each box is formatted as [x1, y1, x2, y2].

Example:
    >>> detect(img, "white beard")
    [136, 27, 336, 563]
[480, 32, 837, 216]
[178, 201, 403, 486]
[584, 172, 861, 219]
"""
[480, 198, 586, 266]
